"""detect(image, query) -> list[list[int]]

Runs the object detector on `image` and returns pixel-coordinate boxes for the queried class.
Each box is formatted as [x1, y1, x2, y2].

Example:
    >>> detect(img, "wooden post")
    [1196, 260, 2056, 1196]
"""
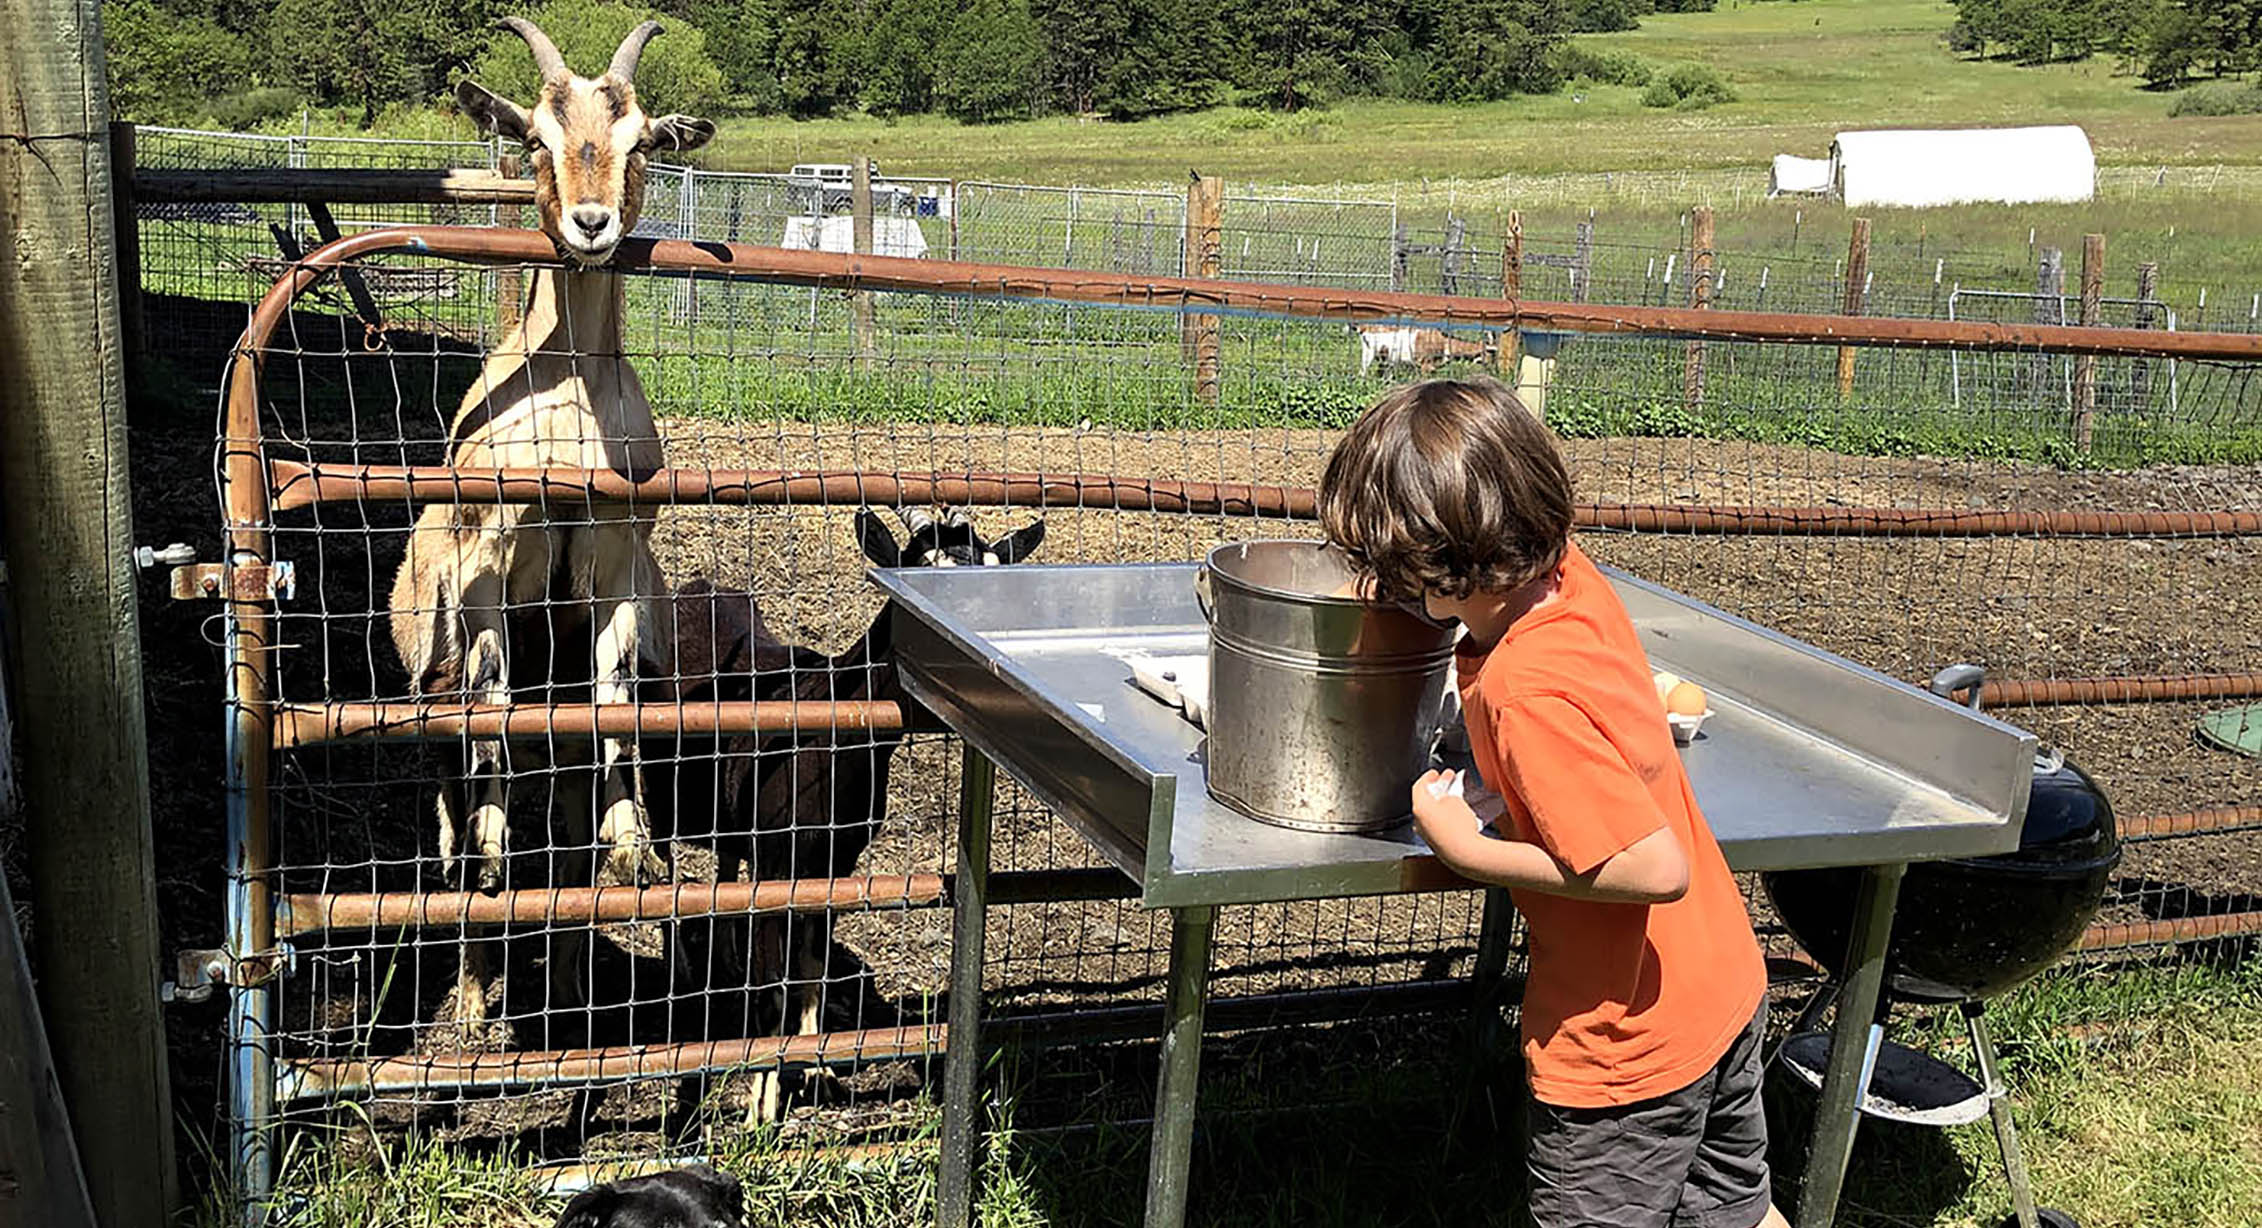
[1685, 206, 1714, 412]
[2032, 246, 2064, 402]
[107, 121, 142, 358]
[0, 874, 100, 1228]
[494, 152, 524, 337]
[2074, 232, 2104, 453]
[1836, 217, 1871, 399]
[2134, 260, 2161, 404]
[1183, 172, 1222, 404]
[852, 155, 877, 361]
[0, 0, 178, 1222]
[1498, 209, 1523, 376]
[1573, 219, 1593, 303]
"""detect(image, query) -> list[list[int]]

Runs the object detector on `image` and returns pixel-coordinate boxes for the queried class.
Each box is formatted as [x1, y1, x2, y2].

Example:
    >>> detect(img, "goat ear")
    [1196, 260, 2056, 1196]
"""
[990, 520, 1046, 564]
[855, 510, 902, 569]
[456, 80, 531, 143]
[550, 1186, 618, 1228]
[648, 114, 716, 153]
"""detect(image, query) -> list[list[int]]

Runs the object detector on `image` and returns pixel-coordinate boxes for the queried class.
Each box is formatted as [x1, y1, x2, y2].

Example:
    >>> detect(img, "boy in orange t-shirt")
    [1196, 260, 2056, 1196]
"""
[1318, 377, 1783, 1228]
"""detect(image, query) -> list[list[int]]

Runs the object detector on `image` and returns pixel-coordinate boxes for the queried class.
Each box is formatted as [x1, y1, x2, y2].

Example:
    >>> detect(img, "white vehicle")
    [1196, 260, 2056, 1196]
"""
[787, 162, 915, 213]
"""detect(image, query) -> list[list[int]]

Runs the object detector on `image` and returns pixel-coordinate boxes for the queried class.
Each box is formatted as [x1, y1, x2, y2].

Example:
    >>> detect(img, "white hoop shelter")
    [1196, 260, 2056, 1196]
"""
[1828, 126, 2096, 209]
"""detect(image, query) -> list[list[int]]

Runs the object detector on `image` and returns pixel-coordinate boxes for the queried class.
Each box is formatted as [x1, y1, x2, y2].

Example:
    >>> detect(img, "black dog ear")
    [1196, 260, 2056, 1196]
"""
[855, 509, 902, 569]
[990, 519, 1046, 564]
[552, 1185, 620, 1228]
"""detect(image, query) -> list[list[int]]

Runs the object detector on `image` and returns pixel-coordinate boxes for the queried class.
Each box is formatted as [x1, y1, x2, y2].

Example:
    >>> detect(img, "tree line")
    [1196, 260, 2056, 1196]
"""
[104, 0, 1715, 128]
[1949, 0, 2262, 87]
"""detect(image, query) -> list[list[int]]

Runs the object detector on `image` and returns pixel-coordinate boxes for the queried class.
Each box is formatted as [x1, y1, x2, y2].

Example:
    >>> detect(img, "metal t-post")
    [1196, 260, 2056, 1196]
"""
[938, 748, 996, 1228]
[1144, 905, 1217, 1228]
[1796, 862, 1907, 1228]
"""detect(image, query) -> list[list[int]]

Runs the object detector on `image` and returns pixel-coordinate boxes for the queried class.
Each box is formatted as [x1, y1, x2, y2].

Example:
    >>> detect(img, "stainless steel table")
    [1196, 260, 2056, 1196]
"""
[875, 561, 2036, 1228]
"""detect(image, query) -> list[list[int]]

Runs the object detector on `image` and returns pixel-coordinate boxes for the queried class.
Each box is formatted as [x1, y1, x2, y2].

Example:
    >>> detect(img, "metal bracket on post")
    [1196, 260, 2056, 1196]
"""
[170, 560, 294, 602]
[160, 945, 291, 1004]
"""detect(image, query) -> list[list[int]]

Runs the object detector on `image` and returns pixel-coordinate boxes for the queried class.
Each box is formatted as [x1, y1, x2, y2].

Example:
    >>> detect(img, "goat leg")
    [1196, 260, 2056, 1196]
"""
[589, 542, 667, 889]
[462, 615, 513, 894]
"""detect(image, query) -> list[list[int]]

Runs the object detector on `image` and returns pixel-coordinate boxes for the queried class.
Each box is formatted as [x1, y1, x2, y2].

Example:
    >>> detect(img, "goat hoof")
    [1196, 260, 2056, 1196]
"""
[477, 865, 503, 894]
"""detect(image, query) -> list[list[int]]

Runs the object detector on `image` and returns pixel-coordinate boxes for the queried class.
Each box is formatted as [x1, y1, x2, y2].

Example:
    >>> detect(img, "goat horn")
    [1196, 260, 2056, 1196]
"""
[496, 17, 569, 83]
[897, 507, 936, 535]
[608, 19, 664, 81]
[944, 506, 972, 528]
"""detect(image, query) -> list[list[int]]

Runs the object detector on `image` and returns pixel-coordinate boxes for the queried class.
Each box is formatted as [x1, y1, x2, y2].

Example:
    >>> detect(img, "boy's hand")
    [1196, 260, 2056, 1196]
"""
[1411, 769, 1479, 854]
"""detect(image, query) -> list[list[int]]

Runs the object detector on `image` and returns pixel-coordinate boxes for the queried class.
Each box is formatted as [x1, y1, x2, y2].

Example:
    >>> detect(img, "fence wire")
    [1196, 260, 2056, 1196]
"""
[127, 126, 2262, 1215]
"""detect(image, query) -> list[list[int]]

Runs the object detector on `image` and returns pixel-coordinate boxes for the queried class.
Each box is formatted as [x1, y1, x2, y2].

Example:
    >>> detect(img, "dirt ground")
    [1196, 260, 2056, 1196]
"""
[112, 305, 2262, 1183]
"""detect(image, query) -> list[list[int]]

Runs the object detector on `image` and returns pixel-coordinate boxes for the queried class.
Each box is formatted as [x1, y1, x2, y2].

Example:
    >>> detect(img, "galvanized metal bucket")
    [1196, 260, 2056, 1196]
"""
[1197, 540, 1458, 833]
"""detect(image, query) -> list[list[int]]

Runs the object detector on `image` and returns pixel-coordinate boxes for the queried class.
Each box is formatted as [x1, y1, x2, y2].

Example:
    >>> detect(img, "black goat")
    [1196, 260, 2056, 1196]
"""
[645, 506, 1045, 1118]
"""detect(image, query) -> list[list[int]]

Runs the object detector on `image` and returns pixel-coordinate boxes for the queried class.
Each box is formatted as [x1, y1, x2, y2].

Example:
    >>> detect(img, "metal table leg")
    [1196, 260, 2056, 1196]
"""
[938, 749, 997, 1228]
[1144, 905, 1217, 1228]
[1796, 862, 1907, 1228]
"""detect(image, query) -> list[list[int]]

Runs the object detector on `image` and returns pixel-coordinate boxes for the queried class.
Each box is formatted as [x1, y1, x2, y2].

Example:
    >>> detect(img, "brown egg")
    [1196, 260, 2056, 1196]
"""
[1665, 680, 1708, 717]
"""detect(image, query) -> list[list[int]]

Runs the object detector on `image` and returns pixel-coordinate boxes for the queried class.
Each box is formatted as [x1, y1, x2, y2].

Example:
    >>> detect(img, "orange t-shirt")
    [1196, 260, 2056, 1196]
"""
[1457, 539, 1766, 1108]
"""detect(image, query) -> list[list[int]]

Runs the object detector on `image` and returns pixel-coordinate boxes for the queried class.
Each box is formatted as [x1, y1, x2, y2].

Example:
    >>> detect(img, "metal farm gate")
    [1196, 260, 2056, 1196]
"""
[201, 222, 2262, 1223]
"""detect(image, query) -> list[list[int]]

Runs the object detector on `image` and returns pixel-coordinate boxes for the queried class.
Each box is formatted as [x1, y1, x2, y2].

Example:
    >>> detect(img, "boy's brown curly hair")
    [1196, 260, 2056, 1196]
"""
[1318, 377, 1573, 603]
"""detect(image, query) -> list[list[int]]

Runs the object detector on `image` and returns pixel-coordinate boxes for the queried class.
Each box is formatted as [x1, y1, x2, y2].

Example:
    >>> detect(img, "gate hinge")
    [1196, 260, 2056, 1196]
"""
[161, 946, 291, 1003]
[170, 560, 296, 602]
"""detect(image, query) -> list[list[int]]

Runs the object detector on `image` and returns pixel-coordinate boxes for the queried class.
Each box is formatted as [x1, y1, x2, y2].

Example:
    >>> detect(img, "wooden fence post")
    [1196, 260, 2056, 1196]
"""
[1573, 217, 1594, 303]
[2075, 232, 2104, 453]
[1499, 209, 1523, 377]
[494, 151, 524, 338]
[1836, 217, 1871, 399]
[1685, 206, 1714, 412]
[0, 873, 100, 1228]
[0, 0, 178, 1221]
[2134, 260, 2161, 404]
[2032, 246, 2064, 402]
[852, 155, 877, 361]
[1183, 172, 1222, 403]
[107, 121, 142, 358]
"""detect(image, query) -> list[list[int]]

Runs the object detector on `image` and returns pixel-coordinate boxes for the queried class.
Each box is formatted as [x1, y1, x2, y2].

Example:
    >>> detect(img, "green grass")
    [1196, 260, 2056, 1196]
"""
[205, 957, 2262, 1228]
[681, 0, 2259, 185]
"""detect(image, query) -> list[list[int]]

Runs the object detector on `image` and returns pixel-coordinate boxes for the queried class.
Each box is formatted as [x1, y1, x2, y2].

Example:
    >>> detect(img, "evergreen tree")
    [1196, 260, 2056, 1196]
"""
[934, 0, 1044, 120]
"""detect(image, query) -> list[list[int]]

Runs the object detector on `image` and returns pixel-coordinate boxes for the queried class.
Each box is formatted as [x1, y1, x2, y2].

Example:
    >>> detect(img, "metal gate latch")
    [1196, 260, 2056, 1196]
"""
[135, 542, 197, 570]
[161, 946, 291, 1003]
[168, 559, 296, 602]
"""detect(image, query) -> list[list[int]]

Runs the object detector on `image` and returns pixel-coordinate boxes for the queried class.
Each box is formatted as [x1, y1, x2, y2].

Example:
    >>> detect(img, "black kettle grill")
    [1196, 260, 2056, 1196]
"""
[1759, 664, 2121, 1228]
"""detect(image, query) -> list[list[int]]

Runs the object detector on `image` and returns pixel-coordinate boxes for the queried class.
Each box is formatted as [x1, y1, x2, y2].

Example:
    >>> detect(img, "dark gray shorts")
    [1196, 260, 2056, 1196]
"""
[1524, 1002, 1773, 1228]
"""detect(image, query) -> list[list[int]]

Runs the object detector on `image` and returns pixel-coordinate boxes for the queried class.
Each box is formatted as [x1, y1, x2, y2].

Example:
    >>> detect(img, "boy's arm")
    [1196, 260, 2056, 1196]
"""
[1411, 771, 1690, 903]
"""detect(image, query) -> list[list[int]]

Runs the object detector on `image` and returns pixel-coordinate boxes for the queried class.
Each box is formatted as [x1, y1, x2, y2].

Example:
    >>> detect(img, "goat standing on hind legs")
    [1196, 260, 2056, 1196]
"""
[384, 15, 715, 1034]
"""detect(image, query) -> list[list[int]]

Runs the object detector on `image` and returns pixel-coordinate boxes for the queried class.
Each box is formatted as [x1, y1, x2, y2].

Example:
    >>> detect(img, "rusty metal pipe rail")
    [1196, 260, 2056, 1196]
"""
[263, 460, 2262, 541]
[237, 226, 2262, 364]
[1952, 673, 2262, 707]
[272, 700, 921, 748]
[276, 866, 1136, 937]
[2120, 807, 2262, 841]
[275, 978, 1471, 1100]
[2079, 910, 2262, 952]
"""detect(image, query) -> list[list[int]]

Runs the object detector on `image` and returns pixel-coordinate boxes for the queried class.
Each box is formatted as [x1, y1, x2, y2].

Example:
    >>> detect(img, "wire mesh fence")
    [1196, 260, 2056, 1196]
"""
[125, 126, 2262, 1217]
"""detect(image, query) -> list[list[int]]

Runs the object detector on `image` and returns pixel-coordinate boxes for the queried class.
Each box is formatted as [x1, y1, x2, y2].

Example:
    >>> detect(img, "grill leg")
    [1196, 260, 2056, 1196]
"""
[937, 748, 996, 1228]
[1795, 861, 1906, 1228]
[1144, 905, 1216, 1228]
[1964, 1001, 2042, 1228]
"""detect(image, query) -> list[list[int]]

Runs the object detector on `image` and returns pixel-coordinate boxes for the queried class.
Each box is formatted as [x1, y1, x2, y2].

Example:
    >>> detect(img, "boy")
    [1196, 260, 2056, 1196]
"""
[1318, 377, 1785, 1228]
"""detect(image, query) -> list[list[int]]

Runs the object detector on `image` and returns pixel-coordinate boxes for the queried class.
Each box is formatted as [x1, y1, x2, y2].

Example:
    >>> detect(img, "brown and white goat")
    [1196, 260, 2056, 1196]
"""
[385, 18, 713, 1023]
[1356, 324, 1497, 375]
